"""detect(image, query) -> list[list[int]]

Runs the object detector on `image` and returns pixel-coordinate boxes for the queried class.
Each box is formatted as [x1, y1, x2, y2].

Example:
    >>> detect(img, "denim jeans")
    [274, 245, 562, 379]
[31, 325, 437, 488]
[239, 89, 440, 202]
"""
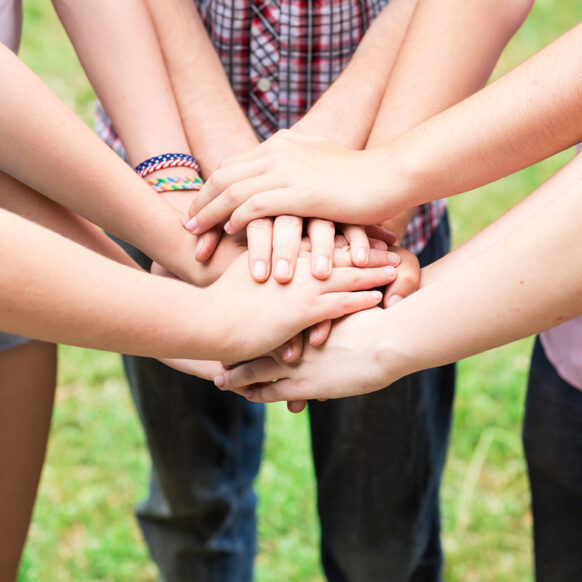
[117, 213, 455, 582]
[523, 338, 582, 582]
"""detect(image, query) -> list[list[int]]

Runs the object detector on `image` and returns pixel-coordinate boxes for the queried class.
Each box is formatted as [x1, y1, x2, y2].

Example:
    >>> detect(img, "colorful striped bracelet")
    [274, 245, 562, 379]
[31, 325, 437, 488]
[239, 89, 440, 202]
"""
[145, 176, 204, 193]
[135, 153, 200, 177]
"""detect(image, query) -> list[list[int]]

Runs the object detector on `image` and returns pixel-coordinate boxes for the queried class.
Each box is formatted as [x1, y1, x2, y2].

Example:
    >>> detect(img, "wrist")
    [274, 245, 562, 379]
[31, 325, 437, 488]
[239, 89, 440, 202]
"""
[375, 306, 423, 383]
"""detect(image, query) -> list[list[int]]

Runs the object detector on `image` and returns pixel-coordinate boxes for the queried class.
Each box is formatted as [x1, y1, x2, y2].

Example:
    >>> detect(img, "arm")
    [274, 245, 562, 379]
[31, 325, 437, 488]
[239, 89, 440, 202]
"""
[51, 0, 191, 166]
[216, 153, 582, 400]
[144, 0, 257, 175]
[0, 170, 137, 268]
[368, 0, 533, 238]
[0, 208, 393, 361]
[0, 44, 205, 283]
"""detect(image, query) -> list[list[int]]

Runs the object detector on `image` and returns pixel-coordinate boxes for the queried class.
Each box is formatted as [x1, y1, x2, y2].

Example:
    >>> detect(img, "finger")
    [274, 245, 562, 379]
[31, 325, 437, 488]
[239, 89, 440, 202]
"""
[215, 357, 286, 390]
[272, 215, 303, 283]
[384, 249, 421, 308]
[246, 218, 273, 282]
[226, 189, 297, 234]
[341, 224, 370, 267]
[330, 248, 399, 268]
[287, 400, 307, 414]
[195, 226, 223, 262]
[308, 319, 332, 346]
[244, 379, 307, 404]
[273, 333, 304, 363]
[365, 225, 397, 246]
[322, 265, 397, 293]
[334, 234, 348, 248]
[311, 290, 384, 322]
[369, 238, 389, 251]
[307, 219, 335, 280]
[186, 158, 266, 218]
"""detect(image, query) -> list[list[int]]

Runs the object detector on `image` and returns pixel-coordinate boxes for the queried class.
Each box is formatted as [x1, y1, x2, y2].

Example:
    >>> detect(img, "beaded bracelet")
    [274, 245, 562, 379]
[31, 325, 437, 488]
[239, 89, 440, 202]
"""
[135, 153, 200, 177]
[146, 176, 204, 193]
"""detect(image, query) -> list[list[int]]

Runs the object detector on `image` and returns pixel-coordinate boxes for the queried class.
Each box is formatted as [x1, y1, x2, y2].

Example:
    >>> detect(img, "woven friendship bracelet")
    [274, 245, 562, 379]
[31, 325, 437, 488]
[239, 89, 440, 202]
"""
[135, 153, 200, 177]
[146, 176, 204, 193]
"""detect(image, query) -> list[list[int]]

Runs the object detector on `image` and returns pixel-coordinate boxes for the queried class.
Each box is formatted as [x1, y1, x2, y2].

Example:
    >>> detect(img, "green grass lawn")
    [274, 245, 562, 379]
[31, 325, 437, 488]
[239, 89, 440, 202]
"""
[15, 1, 582, 580]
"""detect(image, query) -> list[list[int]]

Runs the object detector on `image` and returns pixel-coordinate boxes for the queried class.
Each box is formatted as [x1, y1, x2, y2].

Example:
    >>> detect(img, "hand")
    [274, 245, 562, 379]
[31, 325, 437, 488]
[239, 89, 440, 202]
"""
[151, 232, 246, 287]
[247, 216, 398, 283]
[383, 245, 421, 307]
[205, 252, 397, 363]
[148, 168, 224, 264]
[213, 307, 404, 401]
[182, 130, 386, 235]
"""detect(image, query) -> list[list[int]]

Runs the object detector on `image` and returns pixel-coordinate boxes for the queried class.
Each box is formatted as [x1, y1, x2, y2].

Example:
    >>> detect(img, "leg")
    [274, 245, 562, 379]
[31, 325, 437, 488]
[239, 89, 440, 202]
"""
[309, 215, 455, 582]
[0, 338, 57, 581]
[111, 237, 264, 582]
[523, 338, 582, 582]
[123, 356, 264, 582]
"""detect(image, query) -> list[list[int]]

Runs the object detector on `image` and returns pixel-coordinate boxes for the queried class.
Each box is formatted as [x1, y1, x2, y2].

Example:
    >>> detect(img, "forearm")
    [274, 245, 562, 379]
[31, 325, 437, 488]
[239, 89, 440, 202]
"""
[371, 22, 582, 218]
[367, 0, 532, 239]
[0, 171, 137, 268]
[369, 0, 532, 144]
[379, 175, 582, 378]
[0, 46, 201, 280]
[145, 0, 258, 174]
[52, 0, 190, 165]
[0, 209, 219, 358]
[293, 0, 418, 148]
[422, 150, 581, 284]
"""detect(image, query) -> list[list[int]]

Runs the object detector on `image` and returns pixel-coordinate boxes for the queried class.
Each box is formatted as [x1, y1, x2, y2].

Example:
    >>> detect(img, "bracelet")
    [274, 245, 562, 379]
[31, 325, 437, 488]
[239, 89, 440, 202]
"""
[135, 153, 200, 177]
[146, 176, 204, 193]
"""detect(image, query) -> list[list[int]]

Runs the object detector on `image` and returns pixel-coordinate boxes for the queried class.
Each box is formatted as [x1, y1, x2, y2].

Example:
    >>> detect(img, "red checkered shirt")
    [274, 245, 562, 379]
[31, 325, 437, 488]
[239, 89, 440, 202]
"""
[96, 0, 446, 254]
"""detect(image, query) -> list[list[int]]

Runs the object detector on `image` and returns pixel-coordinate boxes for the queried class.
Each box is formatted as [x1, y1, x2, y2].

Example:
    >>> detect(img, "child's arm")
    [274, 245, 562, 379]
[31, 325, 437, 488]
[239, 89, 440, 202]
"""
[215, 158, 582, 400]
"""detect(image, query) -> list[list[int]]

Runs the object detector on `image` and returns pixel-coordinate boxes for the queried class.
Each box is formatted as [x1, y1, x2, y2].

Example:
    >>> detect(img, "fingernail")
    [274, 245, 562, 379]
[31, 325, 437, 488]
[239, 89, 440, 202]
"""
[183, 215, 197, 232]
[315, 255, 330, 275]
[244, 388, 255, 400]
[214, 375, 225, 388]
[275, 259, 290, 280]
[384, 266, 397, 277]
[387, 294, 403, 307]
[195, 238, 205, 257]
[282, 345, 293, 361]
[371, 290, 383, 302]
[224, 220, 232, 233]
[356, 248, 367, 265]
[252, 260, 268, 281]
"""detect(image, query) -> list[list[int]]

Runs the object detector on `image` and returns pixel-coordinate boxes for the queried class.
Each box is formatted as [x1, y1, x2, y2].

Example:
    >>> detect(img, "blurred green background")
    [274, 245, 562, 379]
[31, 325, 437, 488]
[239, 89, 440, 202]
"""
[15, 1, 582, 580]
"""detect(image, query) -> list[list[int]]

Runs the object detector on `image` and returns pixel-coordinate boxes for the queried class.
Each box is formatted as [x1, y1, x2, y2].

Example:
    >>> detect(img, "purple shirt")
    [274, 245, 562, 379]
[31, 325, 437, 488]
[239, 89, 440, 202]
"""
[540, 317, 582, 390]
[0, 0, 22, 53]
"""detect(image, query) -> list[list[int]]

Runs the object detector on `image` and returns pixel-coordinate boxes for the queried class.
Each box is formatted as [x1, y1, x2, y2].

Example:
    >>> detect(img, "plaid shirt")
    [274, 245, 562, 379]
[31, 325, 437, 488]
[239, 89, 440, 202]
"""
[96, 0, 446, 254]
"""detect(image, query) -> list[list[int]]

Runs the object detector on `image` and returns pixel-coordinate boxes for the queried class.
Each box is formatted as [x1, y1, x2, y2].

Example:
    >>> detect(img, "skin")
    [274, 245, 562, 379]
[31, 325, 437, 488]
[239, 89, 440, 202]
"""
[215, 150, 582, 400]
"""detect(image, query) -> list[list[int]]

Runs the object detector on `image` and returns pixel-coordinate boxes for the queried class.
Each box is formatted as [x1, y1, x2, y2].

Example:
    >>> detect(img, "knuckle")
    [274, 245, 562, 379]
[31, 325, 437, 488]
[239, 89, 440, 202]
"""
[246, 196, 265, 214]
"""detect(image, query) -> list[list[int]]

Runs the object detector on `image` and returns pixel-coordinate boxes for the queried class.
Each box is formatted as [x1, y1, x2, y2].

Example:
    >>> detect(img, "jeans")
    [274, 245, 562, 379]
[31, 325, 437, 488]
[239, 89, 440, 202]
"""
[523, 338, 582, 582]
[118, 213, 455, 582]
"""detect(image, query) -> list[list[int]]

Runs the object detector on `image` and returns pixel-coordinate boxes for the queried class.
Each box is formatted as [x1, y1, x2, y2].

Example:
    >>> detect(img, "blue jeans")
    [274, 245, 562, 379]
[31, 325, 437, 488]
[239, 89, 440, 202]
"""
[118, 214, 454, 582]
[523, 338, 582, 582]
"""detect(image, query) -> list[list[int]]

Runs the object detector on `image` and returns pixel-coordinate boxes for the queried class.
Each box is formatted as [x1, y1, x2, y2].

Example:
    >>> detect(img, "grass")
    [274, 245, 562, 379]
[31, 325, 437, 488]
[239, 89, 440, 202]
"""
[15, 1, 582, 580]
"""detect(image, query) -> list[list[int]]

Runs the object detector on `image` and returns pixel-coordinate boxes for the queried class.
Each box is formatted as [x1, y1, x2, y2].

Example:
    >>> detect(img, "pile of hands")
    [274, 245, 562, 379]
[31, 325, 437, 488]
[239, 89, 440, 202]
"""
[153, 131, 421, 410]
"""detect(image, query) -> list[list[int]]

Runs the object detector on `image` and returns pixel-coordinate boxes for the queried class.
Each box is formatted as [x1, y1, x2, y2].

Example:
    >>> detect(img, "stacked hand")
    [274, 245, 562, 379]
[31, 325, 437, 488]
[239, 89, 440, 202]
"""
[149, 138, 421, 408]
